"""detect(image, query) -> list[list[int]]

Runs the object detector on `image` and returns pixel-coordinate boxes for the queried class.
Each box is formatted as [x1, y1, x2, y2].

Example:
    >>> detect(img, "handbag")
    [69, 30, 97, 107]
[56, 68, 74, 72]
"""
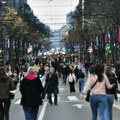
[9, 92, 15, 99]
[85, 90, 91, 102]
[85, 79, 99, 102]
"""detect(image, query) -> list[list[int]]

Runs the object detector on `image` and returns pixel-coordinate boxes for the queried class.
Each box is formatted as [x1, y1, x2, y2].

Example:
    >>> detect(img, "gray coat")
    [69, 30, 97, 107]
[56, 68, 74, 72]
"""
[0, 77, 15, 99]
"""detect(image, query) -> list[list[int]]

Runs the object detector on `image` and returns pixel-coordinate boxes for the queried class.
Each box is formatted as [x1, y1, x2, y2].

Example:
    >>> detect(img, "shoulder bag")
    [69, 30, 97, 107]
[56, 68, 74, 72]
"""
[85, 79, 99, 102]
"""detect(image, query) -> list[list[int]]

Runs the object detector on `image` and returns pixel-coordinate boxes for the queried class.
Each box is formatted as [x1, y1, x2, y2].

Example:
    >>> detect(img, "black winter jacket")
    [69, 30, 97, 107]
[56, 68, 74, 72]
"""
[106, 76, 118, 100]
[20, 73, 43, 106]
[48, 73, 58, 87]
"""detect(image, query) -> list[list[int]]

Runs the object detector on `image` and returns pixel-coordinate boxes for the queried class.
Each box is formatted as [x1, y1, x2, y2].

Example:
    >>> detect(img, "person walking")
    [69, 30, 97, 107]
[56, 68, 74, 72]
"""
[0, 67, 16, 120]
[62, 65, 68, 84]
[105, 66, 119, 120]
[68, 70, 76, 93]
[77, 69, 85, 92]
[11, 70, 19, 88]
[42, 70, 50, 99]
[20, 66, 43, 120]
[74, 66, 79, 82]
[48, 67, 59, 106]
[80, 64, 114, 120]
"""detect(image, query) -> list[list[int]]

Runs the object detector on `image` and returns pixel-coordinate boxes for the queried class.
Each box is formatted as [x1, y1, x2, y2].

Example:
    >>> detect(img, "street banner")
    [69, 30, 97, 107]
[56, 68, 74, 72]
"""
[20, 41, 22, 48]
[105, 32, 110, 43]
[5, 39, 10, 48]
[24, 42, 27, 48]
[118, 27, 120, 42]
[94, 35, 99, 46]
[13, 41, 15, 49]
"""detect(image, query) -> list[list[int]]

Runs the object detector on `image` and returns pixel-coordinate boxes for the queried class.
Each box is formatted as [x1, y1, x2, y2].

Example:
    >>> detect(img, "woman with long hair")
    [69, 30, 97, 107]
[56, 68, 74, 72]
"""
[80, 64, 114, 120]
[105, 66, 119, 120]
[0, 67, 15, 120]
[77, 69, 85, 92]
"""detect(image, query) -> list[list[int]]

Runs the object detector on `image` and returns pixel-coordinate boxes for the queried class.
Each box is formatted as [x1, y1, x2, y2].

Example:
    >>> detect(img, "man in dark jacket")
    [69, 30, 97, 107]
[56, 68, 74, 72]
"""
[62, 65, 68, 84]
[48, 67, 59, 106]
[74, 66, 79, 82]
[20, 67, 43, 120]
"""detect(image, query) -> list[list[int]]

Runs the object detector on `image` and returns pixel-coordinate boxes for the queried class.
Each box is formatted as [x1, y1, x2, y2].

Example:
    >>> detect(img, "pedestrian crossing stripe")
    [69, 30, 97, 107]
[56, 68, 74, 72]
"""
[15, 99, 21, 104]
[14, 97, 60, 105]
[118, 94, 120, 98]
[14, 96, 79, 105]
[59, 88, 65, 91]
[67, 96, 79, 101]
[52, 96, 60, 102]
[14, 95, 120, 105]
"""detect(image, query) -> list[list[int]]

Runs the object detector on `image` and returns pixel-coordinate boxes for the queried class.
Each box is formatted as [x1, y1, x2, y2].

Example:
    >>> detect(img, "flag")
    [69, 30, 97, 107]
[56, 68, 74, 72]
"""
[94, 35, 99, 46]
[105, 32, 109, 43]
[36, 43, 38, 47]
[105, 32, 111, 43]
[5, 39, 10, 48]
[118, 27, 120, 42]
[24, 42, 27, 48]
[11, 40, 15, 49]
[13, 41, 15, 49]
[29, 43, 31, 47]
[20, 41, 22, 48]
[108, 31, 111, 40]
[96, 36, 99, 46]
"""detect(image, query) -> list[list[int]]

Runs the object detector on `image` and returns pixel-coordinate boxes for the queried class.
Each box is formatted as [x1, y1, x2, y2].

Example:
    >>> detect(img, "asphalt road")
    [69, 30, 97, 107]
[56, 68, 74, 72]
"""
[9, 79, 120, 120]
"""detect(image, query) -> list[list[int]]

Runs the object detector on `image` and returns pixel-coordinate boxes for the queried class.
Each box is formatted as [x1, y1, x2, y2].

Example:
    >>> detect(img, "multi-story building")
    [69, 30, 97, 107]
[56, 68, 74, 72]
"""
[66, 11, 75, 27]
[50, 11, 75, 48]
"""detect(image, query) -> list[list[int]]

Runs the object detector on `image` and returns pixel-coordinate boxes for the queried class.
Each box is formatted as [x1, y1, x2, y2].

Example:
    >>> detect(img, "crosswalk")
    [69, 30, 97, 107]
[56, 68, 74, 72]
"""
[13, 94, 120, 110]
[13, 95, 81, 105]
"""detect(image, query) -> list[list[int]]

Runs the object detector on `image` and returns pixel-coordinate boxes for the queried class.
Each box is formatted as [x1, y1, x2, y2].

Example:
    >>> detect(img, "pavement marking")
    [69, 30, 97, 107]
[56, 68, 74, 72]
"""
[113, 104, 120, 110]
[67, 96, 79, 101]
[59, 100, 81, 103]
[14, 99, 21, 104]
[118, 94, 120, 99]
[38, 102, 48, 120]
[59, 87, 65, 91]
[52, 96, 60, 102]
[72, 104, 86, 109]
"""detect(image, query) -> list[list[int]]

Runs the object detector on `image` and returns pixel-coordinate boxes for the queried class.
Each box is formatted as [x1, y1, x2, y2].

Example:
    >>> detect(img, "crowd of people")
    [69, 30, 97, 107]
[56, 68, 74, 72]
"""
[0, 54, 120, 120]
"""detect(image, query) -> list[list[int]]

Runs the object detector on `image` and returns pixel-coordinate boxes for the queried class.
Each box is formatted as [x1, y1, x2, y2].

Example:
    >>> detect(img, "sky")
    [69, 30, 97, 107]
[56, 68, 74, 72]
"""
[27, 0, 79, 30]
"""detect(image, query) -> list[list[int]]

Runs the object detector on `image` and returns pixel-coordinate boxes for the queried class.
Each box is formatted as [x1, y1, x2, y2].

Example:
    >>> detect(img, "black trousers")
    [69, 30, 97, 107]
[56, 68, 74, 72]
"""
[69, 82, 75, 93]
[48, 87, 58, 105]
[0, 99, 11, 120]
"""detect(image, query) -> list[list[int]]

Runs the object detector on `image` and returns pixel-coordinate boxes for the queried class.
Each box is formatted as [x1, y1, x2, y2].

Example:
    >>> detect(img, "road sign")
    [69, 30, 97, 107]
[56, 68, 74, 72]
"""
[72, 104, 86, 109]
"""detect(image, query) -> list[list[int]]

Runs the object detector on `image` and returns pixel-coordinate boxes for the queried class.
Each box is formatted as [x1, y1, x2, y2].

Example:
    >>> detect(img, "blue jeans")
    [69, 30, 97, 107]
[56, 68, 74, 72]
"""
[90, 94, 108, 120]
[63, 74, 67, 84]
[23, 106, 39, 120]
[105, 95, 114, 120]
[79, 79, 84, 92]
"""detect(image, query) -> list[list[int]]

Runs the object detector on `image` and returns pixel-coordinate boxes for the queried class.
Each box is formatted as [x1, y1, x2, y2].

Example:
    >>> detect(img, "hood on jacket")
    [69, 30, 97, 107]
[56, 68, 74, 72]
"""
[24, 72, 37, 81]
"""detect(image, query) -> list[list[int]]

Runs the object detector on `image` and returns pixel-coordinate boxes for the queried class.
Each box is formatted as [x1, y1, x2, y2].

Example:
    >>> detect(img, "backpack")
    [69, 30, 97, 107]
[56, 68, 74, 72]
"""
[68, 74, 74, 82]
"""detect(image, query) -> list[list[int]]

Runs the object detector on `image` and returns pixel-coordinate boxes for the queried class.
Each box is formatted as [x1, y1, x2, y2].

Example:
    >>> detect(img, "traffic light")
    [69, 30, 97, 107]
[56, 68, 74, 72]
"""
[105, 43, 111, 50]
[105, 43, 111, 53]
